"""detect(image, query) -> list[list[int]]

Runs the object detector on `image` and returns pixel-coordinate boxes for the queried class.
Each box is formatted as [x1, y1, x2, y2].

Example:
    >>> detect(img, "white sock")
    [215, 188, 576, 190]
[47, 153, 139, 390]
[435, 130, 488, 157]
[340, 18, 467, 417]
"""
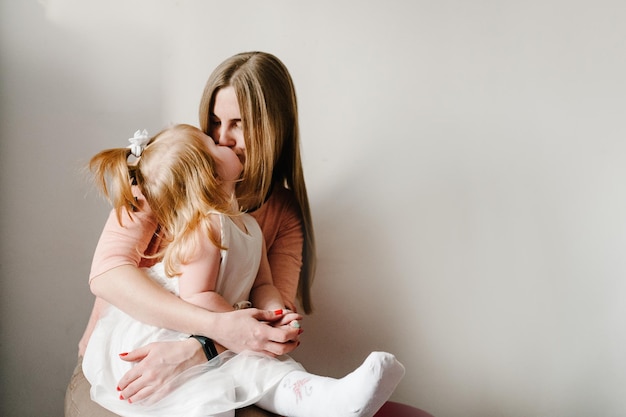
[257, 351, 405, 417]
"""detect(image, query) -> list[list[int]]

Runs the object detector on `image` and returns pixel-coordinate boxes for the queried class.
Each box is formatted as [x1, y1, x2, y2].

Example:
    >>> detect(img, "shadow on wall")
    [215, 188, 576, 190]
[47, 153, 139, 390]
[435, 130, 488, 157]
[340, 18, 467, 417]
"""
[0, 2, 163, 416]
[291, 149, 417, 394]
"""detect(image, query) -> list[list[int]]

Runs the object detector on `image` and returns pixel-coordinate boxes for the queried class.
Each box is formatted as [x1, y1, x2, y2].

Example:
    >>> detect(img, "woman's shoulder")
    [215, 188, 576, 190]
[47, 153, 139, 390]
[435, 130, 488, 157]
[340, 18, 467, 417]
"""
[258, 185, 298, 214]
[250, 185, 301, 230]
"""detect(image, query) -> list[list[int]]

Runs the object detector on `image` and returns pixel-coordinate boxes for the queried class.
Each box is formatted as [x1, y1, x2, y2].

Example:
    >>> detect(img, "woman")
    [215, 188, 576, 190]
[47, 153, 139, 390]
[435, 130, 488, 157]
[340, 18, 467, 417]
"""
[66, 52, 316, 417]
[81, 125, 403, 417]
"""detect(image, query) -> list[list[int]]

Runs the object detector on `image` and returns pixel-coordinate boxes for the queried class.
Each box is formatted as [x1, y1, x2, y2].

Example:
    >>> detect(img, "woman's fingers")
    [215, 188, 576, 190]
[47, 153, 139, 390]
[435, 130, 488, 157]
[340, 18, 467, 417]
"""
[278, 311, 302, 326]
[264, 339, 299, 357]
[117, 353, 171, 403]
[116, 339, 205, 403]
[118, 345, 149, 363]
[248, 308, 288, 322]
[121, 374, 158, 404]
[117, 367, 143, 399]
[116, 346, 149, 391]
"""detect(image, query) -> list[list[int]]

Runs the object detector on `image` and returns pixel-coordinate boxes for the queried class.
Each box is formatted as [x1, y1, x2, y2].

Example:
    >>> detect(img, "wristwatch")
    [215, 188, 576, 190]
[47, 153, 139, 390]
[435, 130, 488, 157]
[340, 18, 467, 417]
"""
[189, 335, 219, 361]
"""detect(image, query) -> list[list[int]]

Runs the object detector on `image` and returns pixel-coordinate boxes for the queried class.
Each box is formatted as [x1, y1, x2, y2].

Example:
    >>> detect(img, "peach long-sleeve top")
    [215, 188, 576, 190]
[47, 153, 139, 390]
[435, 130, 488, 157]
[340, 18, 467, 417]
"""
[89, 185, 304, 311]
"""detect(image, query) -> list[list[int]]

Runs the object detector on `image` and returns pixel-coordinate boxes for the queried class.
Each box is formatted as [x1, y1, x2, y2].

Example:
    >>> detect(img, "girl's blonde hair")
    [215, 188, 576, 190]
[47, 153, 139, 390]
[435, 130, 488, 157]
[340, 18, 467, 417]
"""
[89, 124, 235, 276]
[199, 52, 316, 313]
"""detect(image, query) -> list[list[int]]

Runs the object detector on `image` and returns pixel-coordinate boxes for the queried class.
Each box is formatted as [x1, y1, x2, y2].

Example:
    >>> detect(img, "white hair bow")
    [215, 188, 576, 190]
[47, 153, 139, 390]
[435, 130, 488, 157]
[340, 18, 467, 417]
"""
[127, 129, 150, 158]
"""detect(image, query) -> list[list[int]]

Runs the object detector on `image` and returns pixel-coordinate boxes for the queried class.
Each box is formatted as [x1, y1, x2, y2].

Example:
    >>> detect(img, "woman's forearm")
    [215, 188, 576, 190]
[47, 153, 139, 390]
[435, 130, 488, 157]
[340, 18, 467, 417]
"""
[181, 291, 234, 313]
[89, 265, 299, 354]
[90, 265, 220, 336]
[250, 283, 285, 312]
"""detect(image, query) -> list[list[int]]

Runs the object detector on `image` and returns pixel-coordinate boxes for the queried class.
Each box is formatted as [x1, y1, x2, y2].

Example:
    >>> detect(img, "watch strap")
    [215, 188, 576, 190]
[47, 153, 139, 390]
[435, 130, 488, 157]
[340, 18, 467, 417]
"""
[189, 335, 219, 361]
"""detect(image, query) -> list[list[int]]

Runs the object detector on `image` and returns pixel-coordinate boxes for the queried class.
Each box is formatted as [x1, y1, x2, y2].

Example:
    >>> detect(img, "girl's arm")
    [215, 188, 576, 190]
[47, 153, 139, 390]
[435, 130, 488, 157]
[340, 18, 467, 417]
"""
[177, 222, 234, 313]
[177, 217, 288, 315]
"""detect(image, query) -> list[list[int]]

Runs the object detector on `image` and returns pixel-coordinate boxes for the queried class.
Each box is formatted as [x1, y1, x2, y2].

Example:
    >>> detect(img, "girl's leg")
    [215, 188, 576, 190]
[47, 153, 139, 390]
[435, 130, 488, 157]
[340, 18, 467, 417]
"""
[256, 351, 405, 417]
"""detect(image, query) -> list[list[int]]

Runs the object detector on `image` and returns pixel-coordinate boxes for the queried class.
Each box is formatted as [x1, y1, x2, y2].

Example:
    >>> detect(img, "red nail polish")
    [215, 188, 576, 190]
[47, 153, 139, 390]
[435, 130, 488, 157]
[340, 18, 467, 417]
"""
[274, 309, 283, 315]
[117, 386, 121, 391]
[119, 352, 129, 357]
[128, 398, 133, 404]
[119, 394, 124, 400]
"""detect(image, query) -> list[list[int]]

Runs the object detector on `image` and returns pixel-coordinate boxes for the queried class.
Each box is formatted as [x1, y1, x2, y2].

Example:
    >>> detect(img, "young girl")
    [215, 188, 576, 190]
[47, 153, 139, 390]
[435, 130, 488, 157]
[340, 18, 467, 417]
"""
[82, 125, 405, 417]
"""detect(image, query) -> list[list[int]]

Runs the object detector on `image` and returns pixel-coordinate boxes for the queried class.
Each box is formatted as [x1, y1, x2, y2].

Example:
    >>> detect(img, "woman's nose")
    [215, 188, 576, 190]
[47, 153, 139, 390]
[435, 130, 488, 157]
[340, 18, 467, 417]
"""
[216, 128, 236, 147]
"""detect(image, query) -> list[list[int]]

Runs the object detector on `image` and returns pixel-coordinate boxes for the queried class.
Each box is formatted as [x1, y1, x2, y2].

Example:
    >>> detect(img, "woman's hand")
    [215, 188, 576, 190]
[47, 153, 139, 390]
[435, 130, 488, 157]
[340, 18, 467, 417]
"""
[117, 338, 205, 404]
[275, 311, 304, 345]
[212, 308, 302, 355]
[117, 309, 302, 404]
[270, 310, 303, 333]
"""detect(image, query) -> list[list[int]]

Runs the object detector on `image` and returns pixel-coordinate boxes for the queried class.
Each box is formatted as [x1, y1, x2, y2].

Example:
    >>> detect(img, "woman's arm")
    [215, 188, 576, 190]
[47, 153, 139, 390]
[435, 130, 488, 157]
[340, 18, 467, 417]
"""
[88, 194, 160, 282]
[92, 264, 299, 349]
[77, 201, 159, 355]
[77, 296, 108, 356]
[251, 187, 305, 311]
[250, 239, 286, 312]
[84, 195, 301, 404]
[115, 307, 298, 403]
[91, 265, 220, 334]
[89, 200, 301, 348]
[88, 198, 217, 332]
[93, 264, 301, 403]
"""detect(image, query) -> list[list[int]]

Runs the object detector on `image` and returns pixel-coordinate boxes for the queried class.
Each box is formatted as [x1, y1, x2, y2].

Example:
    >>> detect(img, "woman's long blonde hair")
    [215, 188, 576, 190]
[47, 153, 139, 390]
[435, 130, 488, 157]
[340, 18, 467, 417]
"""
[199, 52, 316, 313]
[89, 124, 235, 276]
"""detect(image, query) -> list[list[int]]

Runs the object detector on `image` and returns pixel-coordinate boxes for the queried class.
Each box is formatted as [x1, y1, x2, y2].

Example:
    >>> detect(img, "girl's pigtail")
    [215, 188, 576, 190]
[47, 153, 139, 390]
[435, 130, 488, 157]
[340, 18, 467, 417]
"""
[89, 148, 137, 225]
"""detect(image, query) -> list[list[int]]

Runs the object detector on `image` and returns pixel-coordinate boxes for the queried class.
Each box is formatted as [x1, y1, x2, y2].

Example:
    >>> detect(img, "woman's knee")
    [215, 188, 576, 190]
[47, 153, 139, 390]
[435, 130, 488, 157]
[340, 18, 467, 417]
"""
[65, 357, 119, 417]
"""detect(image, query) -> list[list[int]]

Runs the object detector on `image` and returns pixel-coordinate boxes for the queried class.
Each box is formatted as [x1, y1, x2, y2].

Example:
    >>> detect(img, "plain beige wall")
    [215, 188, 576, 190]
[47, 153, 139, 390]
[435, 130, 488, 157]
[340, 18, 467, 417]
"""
[3, 1, 626, 416]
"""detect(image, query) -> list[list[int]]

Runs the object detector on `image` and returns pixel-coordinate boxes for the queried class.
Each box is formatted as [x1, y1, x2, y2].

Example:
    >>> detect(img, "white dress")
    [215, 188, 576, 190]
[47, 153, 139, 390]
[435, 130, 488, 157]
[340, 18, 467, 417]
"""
[83, 213, 304, 417]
